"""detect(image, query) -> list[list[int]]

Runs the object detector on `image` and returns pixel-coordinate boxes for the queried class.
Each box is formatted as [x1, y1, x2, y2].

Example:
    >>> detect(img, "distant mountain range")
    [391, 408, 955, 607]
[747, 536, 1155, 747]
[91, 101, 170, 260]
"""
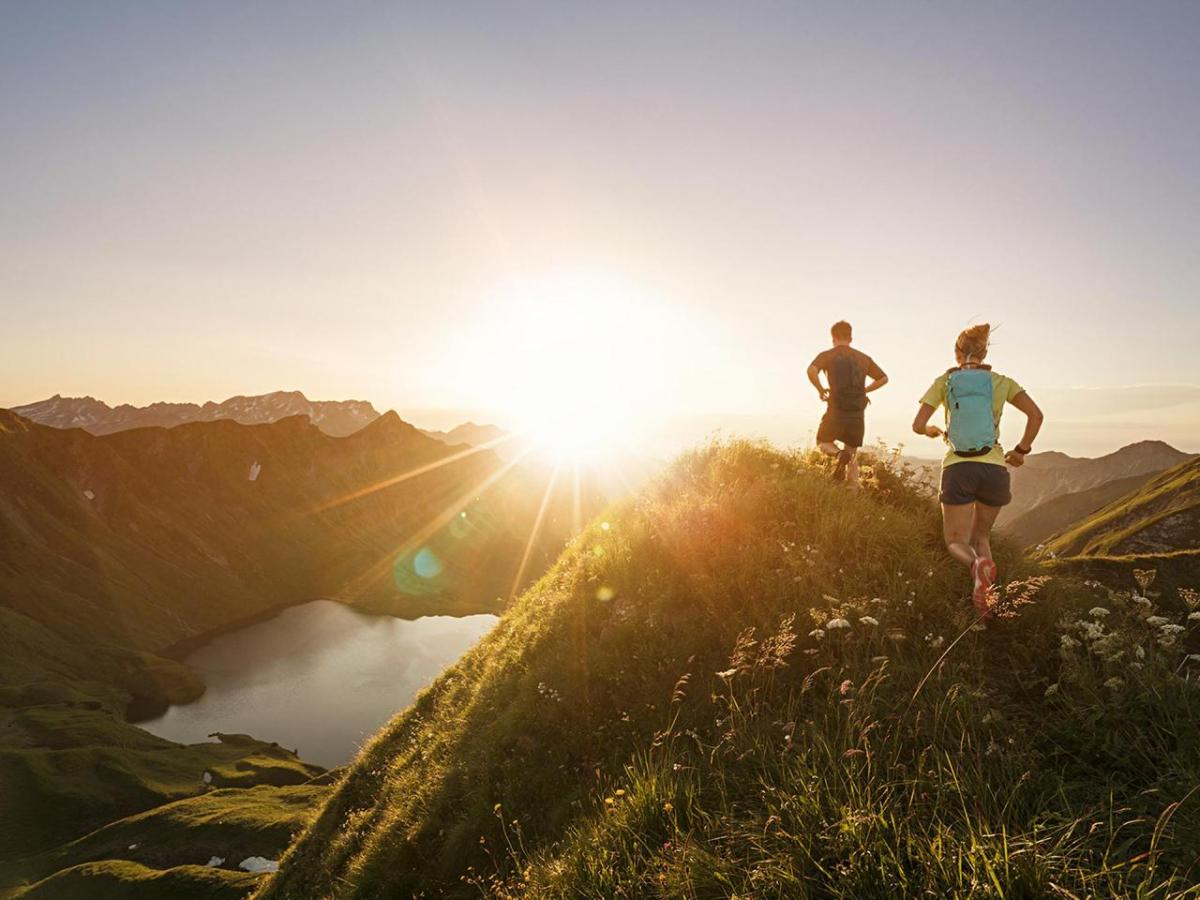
[12, 391, 530, 460]
[1002, 440, 1194, 523]
[1040, 456, 1200, 559]
[12, 391, 381, 437]
[1003, 472, 1158, 549]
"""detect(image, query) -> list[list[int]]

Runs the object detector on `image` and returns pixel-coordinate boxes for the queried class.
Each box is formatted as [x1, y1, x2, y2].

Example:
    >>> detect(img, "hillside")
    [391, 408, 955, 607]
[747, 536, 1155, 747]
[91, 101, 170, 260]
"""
[258, 443, 1200, 898]
[11, 391, 380, 437]
[1003, 440, 1192, 522]
[1042, 457, 1200, 560]
[1003, 472, 1157, 549]
[0, 408, 602, 896]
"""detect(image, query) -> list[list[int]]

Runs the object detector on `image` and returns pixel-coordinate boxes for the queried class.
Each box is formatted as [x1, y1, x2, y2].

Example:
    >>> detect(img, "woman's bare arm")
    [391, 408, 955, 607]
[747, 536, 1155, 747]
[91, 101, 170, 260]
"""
[1004, 392, 1044, 467]
[912, 403, 942, 438]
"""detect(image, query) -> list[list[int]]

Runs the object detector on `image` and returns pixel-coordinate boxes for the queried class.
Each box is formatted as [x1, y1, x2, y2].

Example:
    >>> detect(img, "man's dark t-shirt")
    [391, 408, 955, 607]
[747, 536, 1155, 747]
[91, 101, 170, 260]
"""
[811, 347, 885, 399]
[811, 346, 885, 448]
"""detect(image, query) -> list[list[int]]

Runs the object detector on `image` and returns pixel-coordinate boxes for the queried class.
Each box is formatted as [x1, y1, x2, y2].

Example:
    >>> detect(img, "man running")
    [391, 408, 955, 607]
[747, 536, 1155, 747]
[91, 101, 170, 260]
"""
[807, 320, 889, 487]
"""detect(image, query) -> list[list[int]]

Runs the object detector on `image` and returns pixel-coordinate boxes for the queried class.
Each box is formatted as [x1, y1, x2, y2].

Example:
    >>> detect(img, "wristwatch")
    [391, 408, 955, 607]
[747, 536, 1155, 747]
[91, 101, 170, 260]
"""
[1014, 443, 1033, 455]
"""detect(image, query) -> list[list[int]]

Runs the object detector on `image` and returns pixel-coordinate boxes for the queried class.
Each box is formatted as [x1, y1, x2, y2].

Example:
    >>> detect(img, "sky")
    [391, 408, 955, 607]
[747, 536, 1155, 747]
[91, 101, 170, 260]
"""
[3, 2, 1199, 457]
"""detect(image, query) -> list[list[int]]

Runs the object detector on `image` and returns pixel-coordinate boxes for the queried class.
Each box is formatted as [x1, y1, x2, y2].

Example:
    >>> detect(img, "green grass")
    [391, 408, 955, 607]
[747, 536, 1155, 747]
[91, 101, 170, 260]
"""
[15, 860, 261, 900]
[2, 786, 323, 898]
[256, 442, 1200, 898]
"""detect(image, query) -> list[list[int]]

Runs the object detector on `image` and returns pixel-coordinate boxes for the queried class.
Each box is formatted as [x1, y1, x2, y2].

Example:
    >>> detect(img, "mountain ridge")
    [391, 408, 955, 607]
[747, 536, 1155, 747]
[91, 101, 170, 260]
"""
[11, 391, 382, 437]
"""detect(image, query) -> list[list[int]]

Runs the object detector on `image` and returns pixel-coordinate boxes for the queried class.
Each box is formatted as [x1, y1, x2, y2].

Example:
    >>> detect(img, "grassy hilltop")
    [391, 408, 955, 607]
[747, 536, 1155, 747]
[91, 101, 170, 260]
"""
[259, 443, 1200, 898]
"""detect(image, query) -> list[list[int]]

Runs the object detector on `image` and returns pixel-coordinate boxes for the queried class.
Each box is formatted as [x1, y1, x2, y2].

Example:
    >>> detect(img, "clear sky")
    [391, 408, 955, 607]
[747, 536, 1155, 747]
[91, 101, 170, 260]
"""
[3, 2, 1199, 456]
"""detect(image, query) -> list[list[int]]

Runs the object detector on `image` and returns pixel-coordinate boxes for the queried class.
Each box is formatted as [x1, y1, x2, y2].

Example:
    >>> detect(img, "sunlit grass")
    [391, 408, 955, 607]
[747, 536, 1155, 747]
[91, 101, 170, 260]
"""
[258, 442, 1200, 899]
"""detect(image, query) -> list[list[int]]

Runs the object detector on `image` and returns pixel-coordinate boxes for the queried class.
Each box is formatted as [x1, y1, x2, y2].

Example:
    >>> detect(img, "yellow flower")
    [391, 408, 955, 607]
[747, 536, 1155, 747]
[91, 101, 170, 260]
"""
[614, 789, 626, 797]
[663, 802, 674, 813]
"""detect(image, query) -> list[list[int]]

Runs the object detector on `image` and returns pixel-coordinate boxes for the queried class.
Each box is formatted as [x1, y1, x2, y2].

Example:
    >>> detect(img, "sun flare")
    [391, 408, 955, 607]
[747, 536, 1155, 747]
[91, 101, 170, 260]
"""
[454, 270, 691, 463]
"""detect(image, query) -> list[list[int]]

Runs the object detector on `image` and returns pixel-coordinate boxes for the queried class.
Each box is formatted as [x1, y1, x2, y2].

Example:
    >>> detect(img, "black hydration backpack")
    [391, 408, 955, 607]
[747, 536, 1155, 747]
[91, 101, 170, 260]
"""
[828, 348, 868, 413]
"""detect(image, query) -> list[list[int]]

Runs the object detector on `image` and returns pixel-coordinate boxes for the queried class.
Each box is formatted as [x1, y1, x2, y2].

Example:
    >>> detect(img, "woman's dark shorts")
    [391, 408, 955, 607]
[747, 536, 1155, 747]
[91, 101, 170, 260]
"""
[940, 462, 1011, 507]
[816, 410, 865, 448]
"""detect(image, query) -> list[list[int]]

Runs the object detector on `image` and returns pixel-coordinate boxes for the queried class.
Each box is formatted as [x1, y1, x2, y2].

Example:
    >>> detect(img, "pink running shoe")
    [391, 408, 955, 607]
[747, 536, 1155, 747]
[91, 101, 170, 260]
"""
[971, 557, 998, 617]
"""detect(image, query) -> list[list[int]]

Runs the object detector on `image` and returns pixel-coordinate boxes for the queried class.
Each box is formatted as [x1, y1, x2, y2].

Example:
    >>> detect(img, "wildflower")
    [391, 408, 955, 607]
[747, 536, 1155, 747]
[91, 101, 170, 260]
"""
[1135, 645, 1146, 660]
[1045, 683, 1060, 696]
[493, 803, 502, 813]
[614, 789, 626, 797]
[1188, 611, 1200, 622]
[808, 628, 825, 641]
[1089, 607, 1110, 618]
[1104, 676, 1125, 691]
[1146, 616, 1170, 627]
[663, 802, 674, 813]
[1160, 624, 1185, 636]
[1187, 655, 1200, 664]
[1060, 635, 1079, 651]
[1133, 568, 1157, 594]
[839, 679, 854, 696]
[1180, 588, 1200, 610]
[1134, 595, 1153, 608]
[604, 797, 615, 806]
[826, 618, 851, 630]
[859, 616, 880, 626]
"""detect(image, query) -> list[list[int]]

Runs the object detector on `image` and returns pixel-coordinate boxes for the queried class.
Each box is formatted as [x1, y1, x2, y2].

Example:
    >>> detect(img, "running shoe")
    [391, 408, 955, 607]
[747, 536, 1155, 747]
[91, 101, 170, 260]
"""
[971, 557, 998, 617]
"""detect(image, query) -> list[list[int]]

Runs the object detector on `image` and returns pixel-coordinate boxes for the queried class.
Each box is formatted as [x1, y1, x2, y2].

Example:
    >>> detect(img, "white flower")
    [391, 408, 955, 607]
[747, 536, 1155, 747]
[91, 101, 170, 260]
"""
[1134, 596, 1153, 608]
[1060, 635, 1080, 651]
[1104, 676, 1125, 691]
[1187, 655, 1200, 663]
[1089, 607, 1110, 618]
[1135, 645, 1146, 660]
[1188, 611, 1200, 622]
[808, 628, 825, 641]
[1146, 616, 1170, 627]
[826, 618, 851, 630]
[1160, 624, 1185, 636]
[859, 616, 880, 626]
[1044, 683, 1060, 696]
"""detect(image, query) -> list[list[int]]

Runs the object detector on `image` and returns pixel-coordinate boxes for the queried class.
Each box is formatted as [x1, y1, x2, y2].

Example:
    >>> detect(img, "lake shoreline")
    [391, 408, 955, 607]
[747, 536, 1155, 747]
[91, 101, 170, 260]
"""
[132, 600, 498, 766]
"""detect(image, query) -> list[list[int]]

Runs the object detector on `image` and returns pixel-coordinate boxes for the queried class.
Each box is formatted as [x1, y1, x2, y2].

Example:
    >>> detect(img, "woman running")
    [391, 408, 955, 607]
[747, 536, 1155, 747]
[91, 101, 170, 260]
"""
[912, 324, 1044, 614]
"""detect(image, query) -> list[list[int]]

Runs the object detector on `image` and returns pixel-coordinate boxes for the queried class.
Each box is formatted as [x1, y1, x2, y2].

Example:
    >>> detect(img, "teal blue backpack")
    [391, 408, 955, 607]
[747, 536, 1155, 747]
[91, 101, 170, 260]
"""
[946, 368, 997, 457]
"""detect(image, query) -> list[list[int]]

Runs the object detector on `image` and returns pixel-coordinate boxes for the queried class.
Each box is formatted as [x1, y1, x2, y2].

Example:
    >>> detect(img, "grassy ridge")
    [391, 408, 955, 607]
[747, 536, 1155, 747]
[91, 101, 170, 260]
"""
[1003, 472, 1156, 549]
[258, 442, 1200, 898]
[1044, 458, 1200, 558]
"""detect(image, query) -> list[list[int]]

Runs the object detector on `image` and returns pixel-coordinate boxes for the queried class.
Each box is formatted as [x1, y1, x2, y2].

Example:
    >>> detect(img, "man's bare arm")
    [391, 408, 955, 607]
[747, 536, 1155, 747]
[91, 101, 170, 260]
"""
[807, 364, 828, 401]
[865, 373, 888, 394]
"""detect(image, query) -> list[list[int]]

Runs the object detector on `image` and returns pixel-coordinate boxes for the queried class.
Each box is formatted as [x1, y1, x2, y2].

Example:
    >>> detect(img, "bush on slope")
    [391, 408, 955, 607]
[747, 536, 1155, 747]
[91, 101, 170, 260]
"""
[259, 443, 1200, 898]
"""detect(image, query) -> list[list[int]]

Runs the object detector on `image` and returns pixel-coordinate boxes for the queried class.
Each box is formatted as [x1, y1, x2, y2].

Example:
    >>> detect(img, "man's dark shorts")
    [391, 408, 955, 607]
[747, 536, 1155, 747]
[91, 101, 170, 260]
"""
[817, 410, 864, 448]
[940, 462, 1011, 507]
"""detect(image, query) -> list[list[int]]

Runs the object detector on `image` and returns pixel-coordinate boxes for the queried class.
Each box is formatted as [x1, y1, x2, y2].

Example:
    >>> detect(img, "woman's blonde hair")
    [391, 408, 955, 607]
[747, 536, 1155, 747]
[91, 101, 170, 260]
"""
[956, 323, 991, 363]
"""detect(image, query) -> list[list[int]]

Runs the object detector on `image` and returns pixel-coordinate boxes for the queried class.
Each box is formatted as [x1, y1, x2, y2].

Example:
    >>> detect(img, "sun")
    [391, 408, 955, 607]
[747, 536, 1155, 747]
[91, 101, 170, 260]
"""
[454, 269, 683, 464]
